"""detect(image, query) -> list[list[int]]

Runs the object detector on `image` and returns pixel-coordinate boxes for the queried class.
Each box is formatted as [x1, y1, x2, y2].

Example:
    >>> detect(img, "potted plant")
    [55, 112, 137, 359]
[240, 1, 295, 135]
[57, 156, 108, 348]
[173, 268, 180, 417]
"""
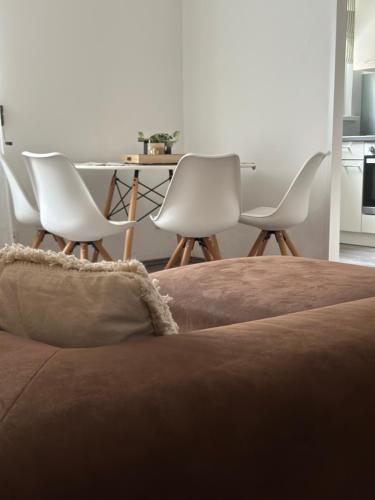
[138, 131, 149, 154]
[138, 131, 181, 154]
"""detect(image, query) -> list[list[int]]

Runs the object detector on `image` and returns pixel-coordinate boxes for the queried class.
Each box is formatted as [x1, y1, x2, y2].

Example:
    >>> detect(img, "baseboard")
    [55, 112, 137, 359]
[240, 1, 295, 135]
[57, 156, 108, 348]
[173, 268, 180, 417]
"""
[340, 231, 375, 247]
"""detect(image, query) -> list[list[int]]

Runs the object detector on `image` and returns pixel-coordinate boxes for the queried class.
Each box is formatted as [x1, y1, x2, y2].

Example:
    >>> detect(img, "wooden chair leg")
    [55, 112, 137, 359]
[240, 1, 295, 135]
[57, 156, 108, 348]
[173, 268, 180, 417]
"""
[93, 241, 113, 261]
[180, 239, 195, 266]
[79, 243, 89, 260]
[248, 230, 267, 257]
[92, 240, 102, 262]
[204, 237, 221, 260]
[282, 231, 300, 257]
[210, 235, 222, 259]
[52, 234, 66, 251]
[200, 240, 214, 261]
[31, 230, 46, 249]
[257, 231, 271, 256]
[165, 238, 187, 269]
[63, 241, 76, 255]
[275, 231, 288, 256]
[92, 249, 99, 263]
[123, 174, 139, 261]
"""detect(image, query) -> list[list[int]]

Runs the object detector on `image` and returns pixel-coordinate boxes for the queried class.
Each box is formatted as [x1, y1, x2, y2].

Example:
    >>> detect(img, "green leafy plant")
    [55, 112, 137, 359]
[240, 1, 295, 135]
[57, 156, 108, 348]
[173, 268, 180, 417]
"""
[138, 130, 180, 145]
[138, 131, 147, 142]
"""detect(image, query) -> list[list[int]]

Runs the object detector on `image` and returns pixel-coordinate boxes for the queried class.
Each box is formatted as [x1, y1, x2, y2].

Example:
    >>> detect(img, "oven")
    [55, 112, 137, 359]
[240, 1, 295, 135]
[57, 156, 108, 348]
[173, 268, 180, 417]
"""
[362, 155, 375, 214]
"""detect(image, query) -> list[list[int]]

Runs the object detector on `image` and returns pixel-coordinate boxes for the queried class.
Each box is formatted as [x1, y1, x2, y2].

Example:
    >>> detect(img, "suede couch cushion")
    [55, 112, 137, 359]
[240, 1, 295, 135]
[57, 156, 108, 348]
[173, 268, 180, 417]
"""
[1, 296, 375, 499]
[153, 256, 375, 332]
[0, 245, 177, 347]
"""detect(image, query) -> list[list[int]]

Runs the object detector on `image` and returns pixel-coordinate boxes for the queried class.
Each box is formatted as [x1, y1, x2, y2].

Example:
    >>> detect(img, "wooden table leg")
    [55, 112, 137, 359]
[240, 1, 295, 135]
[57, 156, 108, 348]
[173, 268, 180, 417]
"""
[93, 171, 117, 262]
[123, 170, 139, 261]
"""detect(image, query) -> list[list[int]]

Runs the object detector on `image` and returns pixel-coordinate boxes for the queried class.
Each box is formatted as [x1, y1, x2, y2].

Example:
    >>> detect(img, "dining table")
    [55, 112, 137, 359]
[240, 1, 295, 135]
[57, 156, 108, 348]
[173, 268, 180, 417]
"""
[75, 160, 256, 260]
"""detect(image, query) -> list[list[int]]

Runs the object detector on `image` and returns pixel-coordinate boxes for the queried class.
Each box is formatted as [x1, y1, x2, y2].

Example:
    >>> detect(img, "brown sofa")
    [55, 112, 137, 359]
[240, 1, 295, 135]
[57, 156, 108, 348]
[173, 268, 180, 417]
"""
[1, 256, 375, 499]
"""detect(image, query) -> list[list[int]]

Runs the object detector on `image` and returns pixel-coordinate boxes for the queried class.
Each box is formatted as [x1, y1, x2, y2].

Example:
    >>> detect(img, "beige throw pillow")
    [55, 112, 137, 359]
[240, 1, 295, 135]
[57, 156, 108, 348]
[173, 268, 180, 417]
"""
[0, 244, 178, 348]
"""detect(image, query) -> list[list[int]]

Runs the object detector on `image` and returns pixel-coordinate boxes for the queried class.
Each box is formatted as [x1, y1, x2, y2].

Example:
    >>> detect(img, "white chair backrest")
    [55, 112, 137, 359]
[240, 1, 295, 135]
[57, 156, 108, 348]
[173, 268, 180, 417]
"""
[157, 154, 241, 234]
[0, 153, 40, 225]
[274, 152, 330, 225]
[22, 152, 106, 237]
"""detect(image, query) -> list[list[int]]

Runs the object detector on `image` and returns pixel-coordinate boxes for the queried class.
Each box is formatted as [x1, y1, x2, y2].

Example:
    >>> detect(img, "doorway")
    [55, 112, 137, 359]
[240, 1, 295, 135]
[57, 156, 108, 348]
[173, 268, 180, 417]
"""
[329, 0, 375, 267]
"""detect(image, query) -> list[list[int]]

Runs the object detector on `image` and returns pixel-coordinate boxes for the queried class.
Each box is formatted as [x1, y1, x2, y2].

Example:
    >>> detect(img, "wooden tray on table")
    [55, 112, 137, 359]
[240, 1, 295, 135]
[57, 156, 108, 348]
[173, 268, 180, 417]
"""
[122, 154, 184, 165]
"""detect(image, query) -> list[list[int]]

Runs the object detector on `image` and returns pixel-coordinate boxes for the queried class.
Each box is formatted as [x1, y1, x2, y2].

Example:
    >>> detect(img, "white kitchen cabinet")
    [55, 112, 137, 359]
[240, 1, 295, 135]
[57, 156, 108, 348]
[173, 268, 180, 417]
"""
[341, 142, 364, 160]
[341, 161, 363, 232]
[362, 214, 375, 233]
[353, 0, 375, 71]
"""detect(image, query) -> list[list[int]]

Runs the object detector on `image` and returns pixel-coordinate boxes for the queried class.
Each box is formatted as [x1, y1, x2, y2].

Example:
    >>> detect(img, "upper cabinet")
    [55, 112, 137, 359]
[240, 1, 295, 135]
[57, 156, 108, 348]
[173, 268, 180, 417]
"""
[354, 0, 375, 70]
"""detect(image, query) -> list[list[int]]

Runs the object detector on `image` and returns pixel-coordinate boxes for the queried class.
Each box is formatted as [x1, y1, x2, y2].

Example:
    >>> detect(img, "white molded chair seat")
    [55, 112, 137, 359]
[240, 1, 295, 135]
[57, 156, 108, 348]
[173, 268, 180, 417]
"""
[22, 152, 135, 260]
[151, 211, 237, 239]
[35, 211, 132, 243]
[0, 153, 40, 226]
[240, 152, 330, 256]
[0, 153, 66, 250]
[151, 153, 241, 267]
[240, 206, 278, 227]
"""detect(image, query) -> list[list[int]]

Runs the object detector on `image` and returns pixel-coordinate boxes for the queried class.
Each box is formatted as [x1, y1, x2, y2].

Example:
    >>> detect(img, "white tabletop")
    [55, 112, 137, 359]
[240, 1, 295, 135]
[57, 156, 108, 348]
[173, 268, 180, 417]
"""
[75, 163, 176, 172]
[75, 162, 256, 171]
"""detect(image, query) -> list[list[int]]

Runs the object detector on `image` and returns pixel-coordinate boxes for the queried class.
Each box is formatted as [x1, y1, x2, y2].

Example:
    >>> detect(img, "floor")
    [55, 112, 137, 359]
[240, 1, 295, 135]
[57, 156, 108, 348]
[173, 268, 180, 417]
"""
[340, 244, 375, 267]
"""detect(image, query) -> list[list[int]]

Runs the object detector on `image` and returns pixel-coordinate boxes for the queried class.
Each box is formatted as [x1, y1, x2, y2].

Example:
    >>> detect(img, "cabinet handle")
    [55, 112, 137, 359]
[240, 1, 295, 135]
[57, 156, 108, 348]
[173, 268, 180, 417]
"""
[344, 165, 362, 172]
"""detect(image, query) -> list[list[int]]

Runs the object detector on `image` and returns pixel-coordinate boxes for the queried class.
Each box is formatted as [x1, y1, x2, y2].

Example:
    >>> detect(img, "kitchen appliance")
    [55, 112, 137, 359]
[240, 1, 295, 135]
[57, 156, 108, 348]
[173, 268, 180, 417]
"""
[361, 73, 375, 136]
[362, 155, 375, 214]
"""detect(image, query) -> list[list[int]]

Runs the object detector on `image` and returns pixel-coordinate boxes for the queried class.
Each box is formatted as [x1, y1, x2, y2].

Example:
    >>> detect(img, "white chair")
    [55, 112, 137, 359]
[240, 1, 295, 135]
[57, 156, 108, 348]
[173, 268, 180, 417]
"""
[240, 152, 330, 257]
[0, 153, 66, 250]
[22, 152, 135, 261]
[151, 153, 241, 268]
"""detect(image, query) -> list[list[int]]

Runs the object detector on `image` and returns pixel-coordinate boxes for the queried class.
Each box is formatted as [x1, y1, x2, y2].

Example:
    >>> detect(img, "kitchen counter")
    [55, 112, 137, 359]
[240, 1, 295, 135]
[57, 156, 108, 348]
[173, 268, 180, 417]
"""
[343, 135, 375, 142]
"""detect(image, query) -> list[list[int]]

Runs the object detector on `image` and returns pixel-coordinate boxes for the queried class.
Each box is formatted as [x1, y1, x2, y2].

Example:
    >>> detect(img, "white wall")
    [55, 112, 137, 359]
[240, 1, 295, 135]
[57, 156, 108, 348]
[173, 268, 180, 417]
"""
[0, 0, 344, 261]
[329, 0, 347, 262]
[182, 0, 340, 259]
[0, 0, 183, 260]
[0, 179, 13, 246]
[353, 0, 375, 71]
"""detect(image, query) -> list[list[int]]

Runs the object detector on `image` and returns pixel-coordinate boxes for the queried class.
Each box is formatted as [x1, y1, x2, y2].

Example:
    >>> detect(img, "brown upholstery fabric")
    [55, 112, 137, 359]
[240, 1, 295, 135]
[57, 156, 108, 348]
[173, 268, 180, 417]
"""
[154, 256, 375, 332]
[3, 256, 375, 499]
[0, 333, 57, 422]
[1, 296, 375, 499]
